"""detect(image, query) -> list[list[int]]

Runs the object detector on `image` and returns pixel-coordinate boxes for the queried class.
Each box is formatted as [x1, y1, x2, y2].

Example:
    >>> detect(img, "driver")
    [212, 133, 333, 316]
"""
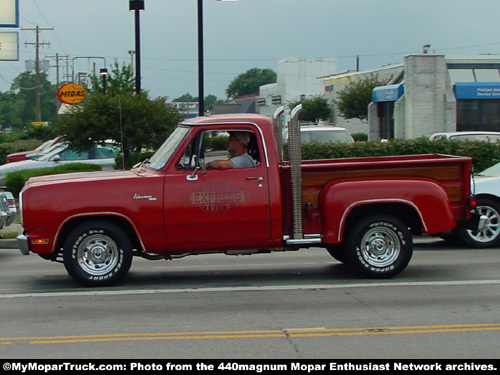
[206, 131, 256, 169]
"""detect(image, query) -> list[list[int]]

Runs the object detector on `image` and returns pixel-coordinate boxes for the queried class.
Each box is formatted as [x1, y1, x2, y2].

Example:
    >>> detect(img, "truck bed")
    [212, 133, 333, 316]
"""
[280, 154, 473, 235]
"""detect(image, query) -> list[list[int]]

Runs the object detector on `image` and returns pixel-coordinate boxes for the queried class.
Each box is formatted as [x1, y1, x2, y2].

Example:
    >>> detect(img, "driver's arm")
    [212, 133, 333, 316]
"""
[207, 160, 233, 169]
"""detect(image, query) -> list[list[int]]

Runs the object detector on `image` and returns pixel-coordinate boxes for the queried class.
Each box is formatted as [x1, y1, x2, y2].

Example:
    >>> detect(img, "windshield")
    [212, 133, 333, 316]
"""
[37, 142, 69, 161]
[147, 126, 190, 170]
[478, 162, 500, 177]
[301, 130, 353, 144]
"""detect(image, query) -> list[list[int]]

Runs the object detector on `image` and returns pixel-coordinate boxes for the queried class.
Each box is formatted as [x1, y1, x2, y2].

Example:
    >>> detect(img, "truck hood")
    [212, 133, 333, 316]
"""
[24, 169, 137, 188]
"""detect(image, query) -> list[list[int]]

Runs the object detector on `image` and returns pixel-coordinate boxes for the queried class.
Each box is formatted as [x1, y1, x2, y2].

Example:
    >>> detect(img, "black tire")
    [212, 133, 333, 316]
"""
[63, 220, 133, 286]
[457, 197, 500, 248]
[326, 245, 349, 264]
[345, 214, 413, 278]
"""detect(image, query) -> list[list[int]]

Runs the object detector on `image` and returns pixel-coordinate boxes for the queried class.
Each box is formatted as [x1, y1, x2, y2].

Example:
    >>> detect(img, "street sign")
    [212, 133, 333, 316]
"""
[57, 83, 87, 104]
[0, 0, 19, 27]
[0, 31, 18, 61]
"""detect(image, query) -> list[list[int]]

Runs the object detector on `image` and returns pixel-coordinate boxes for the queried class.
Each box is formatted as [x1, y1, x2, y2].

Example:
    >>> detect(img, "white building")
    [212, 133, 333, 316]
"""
[258, 57, 337, 122]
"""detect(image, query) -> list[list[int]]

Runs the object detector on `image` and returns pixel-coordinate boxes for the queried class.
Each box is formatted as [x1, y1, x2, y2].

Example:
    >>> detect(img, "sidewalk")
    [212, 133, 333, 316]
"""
[0, 223, 22, 249]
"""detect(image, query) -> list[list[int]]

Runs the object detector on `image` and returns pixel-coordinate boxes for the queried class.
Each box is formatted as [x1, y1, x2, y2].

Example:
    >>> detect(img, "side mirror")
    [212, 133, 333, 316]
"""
[51, 155, 61, 162]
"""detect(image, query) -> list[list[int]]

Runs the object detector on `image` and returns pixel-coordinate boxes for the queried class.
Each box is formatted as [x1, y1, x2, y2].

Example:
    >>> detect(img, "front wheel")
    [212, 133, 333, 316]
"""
[345, 214, 413, 278]
[63, 220, 133, 286]
[457, 197, 500, 248]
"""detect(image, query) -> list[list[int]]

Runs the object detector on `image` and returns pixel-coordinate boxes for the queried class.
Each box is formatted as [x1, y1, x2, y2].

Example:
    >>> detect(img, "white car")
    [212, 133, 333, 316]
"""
[455, 162, 500, 248]
[430, 131, 500, 142]
[0, 142, 120, 188]
[283, 125, 354, 144]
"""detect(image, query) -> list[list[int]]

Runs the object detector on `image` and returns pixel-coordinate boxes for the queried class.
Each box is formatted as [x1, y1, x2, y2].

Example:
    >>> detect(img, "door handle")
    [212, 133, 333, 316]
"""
[246, 176, 263, 181]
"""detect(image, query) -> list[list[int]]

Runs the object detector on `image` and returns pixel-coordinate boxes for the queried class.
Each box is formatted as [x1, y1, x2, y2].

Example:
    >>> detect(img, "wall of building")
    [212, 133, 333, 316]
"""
[258, 57, 337, 123]
[323, 64, 403, 136]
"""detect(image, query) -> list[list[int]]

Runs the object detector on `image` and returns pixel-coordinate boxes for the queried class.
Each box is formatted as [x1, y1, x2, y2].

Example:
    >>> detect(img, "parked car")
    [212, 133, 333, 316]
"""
[283, 125, 354, 144]
[0, 191, 16, 228]
[6, 136, 63, 163]
[429, 131, 500, 142]
[0, 141, 120, 188]
[454, 162, 500, 248]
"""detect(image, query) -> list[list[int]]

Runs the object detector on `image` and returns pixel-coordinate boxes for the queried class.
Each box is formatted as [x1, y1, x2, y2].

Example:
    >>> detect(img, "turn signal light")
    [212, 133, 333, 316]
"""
[31, 239, 49, 245]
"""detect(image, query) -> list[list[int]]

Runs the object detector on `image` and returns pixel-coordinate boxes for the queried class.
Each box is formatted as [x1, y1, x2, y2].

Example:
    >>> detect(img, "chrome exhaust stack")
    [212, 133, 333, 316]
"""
[288, 104, 303, 240]
[272, 106, 285, 162]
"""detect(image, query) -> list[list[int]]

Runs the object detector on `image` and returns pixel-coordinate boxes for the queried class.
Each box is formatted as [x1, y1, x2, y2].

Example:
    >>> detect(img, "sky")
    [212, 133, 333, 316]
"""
[1, 0, 500, 101]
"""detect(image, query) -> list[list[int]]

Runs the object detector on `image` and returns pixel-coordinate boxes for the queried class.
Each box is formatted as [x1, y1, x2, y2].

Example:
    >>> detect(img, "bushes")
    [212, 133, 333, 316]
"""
[5, 163, 102, 197]
[299, 138, 500, 172]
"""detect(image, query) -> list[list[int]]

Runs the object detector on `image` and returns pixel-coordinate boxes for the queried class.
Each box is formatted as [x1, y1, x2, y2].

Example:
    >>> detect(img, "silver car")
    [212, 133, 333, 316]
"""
[0, 142, 120, 188]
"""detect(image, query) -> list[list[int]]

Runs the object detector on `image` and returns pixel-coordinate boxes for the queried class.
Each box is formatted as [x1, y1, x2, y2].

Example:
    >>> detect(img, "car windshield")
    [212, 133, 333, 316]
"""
[147, 126, 190, 170]
[477, 163, 500, 177]
[301, 130, 353, 144]
[37, 143, 69, 161]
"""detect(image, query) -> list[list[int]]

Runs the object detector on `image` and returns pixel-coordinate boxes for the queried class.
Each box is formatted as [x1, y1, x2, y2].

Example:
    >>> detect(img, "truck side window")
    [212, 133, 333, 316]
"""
[177, 129, 260, 170]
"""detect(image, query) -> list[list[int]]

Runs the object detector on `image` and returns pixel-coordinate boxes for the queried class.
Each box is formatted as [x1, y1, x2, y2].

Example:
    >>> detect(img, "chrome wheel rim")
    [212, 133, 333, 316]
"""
[77, 234, 119, 275]
[360, 226, 401, 267]
[467, 205, 500, 244]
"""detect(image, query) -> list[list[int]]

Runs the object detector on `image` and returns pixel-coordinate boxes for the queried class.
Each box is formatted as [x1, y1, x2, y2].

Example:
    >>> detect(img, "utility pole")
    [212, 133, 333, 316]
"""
[47, 53, 70, 86]
[22, 25, 53, 122]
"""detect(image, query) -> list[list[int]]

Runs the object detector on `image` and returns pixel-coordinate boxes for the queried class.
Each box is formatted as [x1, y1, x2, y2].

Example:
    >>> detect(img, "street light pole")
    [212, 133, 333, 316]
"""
[129, 0, 145, 94]
[197, 1, 237, 117]
[197, 0, 204, 116]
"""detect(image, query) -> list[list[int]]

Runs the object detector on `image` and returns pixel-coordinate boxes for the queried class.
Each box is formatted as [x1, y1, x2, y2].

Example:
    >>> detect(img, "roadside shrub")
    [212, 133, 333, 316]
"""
[5, 163, 102, 197]
[297, 138, 500, 172]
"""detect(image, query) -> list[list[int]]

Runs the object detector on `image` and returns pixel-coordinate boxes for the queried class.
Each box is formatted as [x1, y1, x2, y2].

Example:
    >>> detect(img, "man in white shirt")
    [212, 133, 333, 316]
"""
[207, 131, 256, 169]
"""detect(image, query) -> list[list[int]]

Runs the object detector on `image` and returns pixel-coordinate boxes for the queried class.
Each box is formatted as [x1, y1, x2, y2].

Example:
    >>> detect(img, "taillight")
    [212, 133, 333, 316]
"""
[469, 195, 477, 209]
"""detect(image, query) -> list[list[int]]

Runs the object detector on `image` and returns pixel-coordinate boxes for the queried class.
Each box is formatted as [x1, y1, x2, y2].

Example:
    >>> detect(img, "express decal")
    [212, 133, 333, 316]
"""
[191, 181, 248, 213]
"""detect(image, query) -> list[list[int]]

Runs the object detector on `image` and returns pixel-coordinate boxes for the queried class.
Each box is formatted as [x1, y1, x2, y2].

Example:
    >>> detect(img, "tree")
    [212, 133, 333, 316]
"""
[0, 71, 58, 130]
[57, 62, 184, 168]
[226, 68, 276, 99]
[288, 96, 331, 123]
[336, 74, 388, 121]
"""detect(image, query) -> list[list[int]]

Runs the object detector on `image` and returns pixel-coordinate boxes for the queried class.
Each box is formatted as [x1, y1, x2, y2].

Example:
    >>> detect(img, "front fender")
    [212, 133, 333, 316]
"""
[321, 177, 455, 243]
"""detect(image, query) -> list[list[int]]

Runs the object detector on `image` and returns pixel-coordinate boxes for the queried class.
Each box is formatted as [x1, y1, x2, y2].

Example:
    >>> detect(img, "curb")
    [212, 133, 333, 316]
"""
[0, 239, 19, 249]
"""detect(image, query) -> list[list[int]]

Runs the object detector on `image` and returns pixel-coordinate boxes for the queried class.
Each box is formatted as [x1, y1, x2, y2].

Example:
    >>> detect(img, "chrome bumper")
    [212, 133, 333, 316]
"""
[17, 234, 30, 255]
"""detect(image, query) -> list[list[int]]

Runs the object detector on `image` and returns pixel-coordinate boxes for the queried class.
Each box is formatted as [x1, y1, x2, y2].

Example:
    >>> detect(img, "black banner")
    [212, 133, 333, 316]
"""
[1, 360, 499, 374]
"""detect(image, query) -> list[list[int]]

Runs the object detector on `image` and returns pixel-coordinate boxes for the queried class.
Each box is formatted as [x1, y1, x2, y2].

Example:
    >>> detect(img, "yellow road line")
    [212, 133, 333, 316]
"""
[2, 323, 500, 345]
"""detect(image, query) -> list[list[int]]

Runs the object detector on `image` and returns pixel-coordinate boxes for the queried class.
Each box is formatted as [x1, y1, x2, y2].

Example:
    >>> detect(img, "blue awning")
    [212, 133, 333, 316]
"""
[454, 82, 500, 99]
[372, 84, 404, 102]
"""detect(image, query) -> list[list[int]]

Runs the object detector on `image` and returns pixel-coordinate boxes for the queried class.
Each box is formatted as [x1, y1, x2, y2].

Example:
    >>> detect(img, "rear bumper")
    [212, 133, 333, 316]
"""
[457, 212, 487, 232]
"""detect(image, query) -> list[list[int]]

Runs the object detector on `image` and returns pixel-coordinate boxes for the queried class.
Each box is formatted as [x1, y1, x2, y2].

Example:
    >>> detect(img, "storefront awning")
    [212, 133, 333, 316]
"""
[454, 82, 500, 99]
[372, 83, 404, 102]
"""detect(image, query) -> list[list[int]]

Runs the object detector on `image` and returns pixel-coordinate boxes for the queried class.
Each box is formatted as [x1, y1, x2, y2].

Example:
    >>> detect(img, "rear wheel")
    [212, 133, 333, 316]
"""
[63, 220, 133, 286]
[345, 214, 413, 278]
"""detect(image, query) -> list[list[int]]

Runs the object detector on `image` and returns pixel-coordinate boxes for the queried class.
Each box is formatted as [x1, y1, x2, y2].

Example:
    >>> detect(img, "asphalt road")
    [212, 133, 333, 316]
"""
[0, 237, 499, 359]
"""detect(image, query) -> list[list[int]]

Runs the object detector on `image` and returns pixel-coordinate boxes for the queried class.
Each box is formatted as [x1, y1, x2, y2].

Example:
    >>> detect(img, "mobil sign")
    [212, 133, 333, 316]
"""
[57, 83, 87, 104]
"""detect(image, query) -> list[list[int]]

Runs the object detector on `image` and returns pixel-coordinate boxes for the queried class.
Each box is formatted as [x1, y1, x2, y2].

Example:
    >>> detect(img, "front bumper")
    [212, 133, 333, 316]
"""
[17, 233, 30, 255]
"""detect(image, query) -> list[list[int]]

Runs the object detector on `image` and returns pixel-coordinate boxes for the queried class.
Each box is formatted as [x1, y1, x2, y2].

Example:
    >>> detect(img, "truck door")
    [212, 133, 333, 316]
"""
[163, 127, 271, 250]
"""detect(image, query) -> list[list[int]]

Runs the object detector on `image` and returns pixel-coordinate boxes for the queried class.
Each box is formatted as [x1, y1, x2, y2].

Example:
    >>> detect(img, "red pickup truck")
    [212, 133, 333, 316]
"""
[17, 107, 482, 286]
